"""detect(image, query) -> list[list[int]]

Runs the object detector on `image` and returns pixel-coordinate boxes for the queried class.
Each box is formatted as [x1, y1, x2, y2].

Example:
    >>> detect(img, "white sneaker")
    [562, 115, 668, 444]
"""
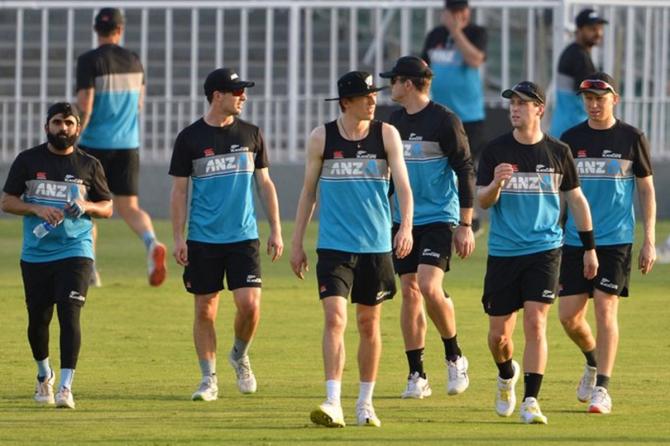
[310, 401, 345, 427]
[401, 372, 432, 399]
[147, 241, 167, 287]
[228, 353, 257, 394]
[356, 402, 381, 427]
[577, 364, 597, 402]
[656, 244, 670, 264]
[520, 397, 548, 424]
[34, 371, 55, 405]
[588, 386, 612, 414]
[55, 387, 75, 409]
[191, 375, 218, 401]
[495, 360, 520, 417]
[447, 355, 470, 395]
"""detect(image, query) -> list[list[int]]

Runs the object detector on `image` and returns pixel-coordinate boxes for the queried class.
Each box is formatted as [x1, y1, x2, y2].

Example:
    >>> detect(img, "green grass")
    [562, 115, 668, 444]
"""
[0, 219, 669, 445]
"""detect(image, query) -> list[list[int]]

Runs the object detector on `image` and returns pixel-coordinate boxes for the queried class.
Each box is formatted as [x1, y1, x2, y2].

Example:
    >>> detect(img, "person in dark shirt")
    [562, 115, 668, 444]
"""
[558, 72, 656, 414]
[379, 56, 475, 399]
[477, 82, 598, 424]
[550, 8, 608, 137]
[1, 102, 113, 409]
[77, 7, 167, 288]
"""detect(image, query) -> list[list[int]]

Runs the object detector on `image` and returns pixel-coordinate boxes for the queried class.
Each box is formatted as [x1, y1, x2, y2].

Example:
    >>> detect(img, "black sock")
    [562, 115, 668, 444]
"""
[442, 335, 462, 362]
[496, 359, 515, 380]
[583, 350, 597, 367]
[596, 374, 610, 389]
[406, 348, 425, 378]
[523, 373, 543, 400]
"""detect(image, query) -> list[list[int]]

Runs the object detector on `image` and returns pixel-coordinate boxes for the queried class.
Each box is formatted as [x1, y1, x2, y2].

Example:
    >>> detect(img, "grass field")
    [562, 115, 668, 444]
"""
[0, 219, 669, 445]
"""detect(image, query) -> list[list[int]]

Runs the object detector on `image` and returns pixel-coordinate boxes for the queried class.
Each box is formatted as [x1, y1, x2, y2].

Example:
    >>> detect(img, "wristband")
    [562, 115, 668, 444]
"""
[458, 221, 471, 227]
[578, 230, 595, 250]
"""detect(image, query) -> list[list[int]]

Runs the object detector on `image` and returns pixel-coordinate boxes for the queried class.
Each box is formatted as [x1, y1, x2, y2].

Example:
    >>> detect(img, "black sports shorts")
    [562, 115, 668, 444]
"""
[21, 257, 93, 309]
[559, 244, 632, 298]
[392, 222, 452, 275]
[316, 249, 396, 306]
[482, 248, 561, 316]
[183, 239, 261, 295]
[80, 147, 140, 196]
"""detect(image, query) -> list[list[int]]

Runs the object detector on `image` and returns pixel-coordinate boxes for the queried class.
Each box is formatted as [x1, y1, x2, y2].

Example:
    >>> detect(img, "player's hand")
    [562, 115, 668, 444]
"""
[33, 205, 64, 226]
[267, 230, 284, 262]
[173, 239, 189, 266]
[638, 241, 656, 275]
[582, 249, 598, 280]
[493, 163, 514, 188]
[453, 225, 475, 259]
[64, 199, 86, 219]
[290, 245, 309, 279]
[394, 224, 413, 259]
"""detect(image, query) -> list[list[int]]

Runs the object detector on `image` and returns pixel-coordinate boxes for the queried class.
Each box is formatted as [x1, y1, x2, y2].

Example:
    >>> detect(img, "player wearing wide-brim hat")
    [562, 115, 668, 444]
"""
[292, 70, 413, 428]
[558, 71, 656, 416]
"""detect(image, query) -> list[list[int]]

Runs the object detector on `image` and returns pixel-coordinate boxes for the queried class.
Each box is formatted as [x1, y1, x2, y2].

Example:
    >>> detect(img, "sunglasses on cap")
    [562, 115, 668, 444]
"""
[579, 79, 615, 93]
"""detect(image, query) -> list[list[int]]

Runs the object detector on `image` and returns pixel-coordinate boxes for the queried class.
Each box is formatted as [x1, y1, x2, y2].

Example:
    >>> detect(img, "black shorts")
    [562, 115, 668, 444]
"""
[463, 120, 485, 164]
[482, 248, 561, 316]
[80, 147, 140, 196]
[316, 249, 396, 306]
[559, 244, 632, 298]
[183, 239, 261, 295]
[392, 222, 452, 275]
[20, 257, 93, 309]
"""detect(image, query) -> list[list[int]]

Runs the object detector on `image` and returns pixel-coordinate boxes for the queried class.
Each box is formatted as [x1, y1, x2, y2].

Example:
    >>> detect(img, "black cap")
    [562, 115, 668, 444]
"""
[575, 9, 608, 28]
[46, 102, 80, 124]
[94, 8, 124, 32]
[445, 0, 468, 10]
[577, 72, 618, 95]
[325, 71, 387, 101]
[502, 81, 546, 104]
[380, 56, 432, 79]
[204, 68, 255, 96]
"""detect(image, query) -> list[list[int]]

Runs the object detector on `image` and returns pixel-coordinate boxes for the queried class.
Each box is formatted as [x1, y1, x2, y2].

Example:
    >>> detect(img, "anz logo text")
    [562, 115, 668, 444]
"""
[34, 183, 68, 198]
[205, 156, 238, 173]
[576, 159, 621, 176]
[330, 161, 364, 176]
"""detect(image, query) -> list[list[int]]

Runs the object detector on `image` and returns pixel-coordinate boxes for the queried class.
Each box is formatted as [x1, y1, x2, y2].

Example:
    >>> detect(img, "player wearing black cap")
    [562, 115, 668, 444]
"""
[76, 7, 167, 288]
[170, 68, 283, 402]
[550, 8, 609, 137]
[558, 72, 656, 414]
[379, 56, 475, 400]
[1, 102, 113, 409]
[291, 71, 413, 428]
[477, 81, 598, 424]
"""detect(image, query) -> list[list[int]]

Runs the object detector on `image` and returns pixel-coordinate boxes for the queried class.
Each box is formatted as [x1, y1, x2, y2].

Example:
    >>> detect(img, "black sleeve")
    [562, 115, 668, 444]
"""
[254, 129, 270, 169]
[2, 153, 28, 196]
[559, 147, 580, 191]
[476, 142, 496, 186]
[76, 53, 96, 91]
[465, 25, 487, 53]
[87, 159, 113, 202]
[559, 47, 595, 91]
[168, 130, 194, 177]
[440, 114, 475, 208]
[421, 27, 444, 65]
[632, 133, 653, 178]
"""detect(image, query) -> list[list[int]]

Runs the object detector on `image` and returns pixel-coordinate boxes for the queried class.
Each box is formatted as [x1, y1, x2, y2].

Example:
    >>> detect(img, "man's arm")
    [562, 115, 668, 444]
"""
[1, 193, 64, 225]
[444, 11, 485, 67]
[636, 175, 656, 274]
[382, 123, 413, 259]
[562, 187, 598, 279]
[77, 88, 95, 132]
[290, 126, 325, 279]
[254, 168, 283, 262]
[477, 163, 513, 209]
[170, 176, 190, 266]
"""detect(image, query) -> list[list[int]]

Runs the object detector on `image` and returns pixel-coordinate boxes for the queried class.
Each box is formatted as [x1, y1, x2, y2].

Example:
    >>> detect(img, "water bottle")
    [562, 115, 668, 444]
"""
[32, 184, 78, 239]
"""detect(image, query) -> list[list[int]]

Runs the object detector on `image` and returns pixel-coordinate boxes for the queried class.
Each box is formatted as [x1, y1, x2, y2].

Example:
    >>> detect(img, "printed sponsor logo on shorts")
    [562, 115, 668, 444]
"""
[421, 248, 441, 259]
[319, 285, 327, 293]
[376, 290, 392, 301]
[68, 291, 86, 302]
[246, 275, 262, 284]
[541, 289, 555, 299]
[599, 277, 618, 290]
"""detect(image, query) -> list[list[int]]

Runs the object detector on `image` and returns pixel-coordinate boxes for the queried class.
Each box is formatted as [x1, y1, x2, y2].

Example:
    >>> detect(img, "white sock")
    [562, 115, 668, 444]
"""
[357, 381, 375, 405]
[325, 380, 341, 405]
[59, 368, 75, 390]
[36, 358, 51, 380]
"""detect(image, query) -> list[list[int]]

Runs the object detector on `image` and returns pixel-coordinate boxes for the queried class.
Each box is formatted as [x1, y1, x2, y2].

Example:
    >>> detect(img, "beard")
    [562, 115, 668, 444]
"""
[47, 131, 77, 151]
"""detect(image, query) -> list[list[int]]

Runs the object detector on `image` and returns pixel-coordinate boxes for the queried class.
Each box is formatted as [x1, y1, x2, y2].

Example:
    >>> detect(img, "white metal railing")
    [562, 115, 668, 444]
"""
[0, 0, 669, 163]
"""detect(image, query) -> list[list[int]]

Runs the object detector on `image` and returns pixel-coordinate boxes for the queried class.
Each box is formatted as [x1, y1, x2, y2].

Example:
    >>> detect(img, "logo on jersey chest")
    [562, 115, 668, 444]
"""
[356, 150, 377, 159]
[601, 149, 622, 159]
[36, 172, 47, 180]
[330, 161, 365, 175]
[204, 155, 248, 173]
[203, 148, 215, 157]
[230, 144, 249, 153]
[536, 164, 555, 173]
[576, 159, 622, 175]
[504, 174, 558, 192]
[408, 133, 423, 141]
[34, 182, 68, 198]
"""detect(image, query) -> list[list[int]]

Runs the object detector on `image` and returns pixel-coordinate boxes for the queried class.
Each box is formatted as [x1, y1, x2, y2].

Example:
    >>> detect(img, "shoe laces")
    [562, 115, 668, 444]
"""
[497, 378, 513, 401]
[234, 356, 253, 380]
[357, 402, 376, 419]
[198, 376, 216, 392]
[592, 387, 608, 404]
[448, 358, 465, 381]
[522, 398, 541, 414]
